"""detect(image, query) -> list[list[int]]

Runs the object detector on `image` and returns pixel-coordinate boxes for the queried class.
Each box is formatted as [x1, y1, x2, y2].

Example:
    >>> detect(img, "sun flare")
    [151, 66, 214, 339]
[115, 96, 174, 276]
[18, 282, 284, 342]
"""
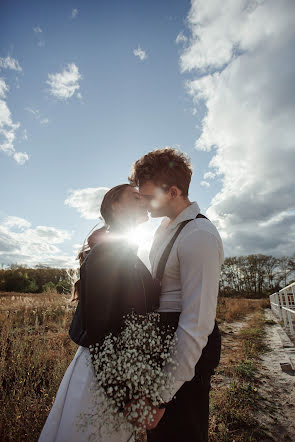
[125, 224, 153, 249]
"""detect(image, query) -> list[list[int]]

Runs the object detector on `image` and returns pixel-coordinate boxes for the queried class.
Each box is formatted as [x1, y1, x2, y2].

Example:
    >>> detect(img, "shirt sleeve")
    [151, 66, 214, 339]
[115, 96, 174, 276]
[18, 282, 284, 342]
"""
[159, 229, 222, 403]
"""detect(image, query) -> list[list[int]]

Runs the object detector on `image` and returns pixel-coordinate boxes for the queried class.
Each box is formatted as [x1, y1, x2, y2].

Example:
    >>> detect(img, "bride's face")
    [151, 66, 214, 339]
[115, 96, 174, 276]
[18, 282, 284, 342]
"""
[112, 186, 148, 226]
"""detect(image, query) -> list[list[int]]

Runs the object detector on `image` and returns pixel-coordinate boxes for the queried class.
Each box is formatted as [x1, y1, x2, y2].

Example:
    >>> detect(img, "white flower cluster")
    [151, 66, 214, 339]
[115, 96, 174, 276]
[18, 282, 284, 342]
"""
[77, 312, 178, 440]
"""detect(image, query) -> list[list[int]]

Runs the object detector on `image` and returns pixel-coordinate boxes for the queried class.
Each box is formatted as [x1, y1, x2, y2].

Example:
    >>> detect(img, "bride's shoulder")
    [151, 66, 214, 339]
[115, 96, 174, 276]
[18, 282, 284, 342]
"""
[83, 240, 124, 266]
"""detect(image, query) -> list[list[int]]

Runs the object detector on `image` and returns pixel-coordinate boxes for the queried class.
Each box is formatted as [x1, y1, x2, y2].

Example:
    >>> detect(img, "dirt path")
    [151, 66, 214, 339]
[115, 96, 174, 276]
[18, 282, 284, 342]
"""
[214, 309, 295, 441]
[139, 309, 294, 442]
[255, 309, 295, 441]
[213, 313, 255, 387]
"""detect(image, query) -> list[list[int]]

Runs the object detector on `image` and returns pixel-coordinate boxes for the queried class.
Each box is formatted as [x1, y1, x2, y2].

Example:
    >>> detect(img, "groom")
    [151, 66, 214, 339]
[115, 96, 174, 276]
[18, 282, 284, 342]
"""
[129, 147, 224, 441]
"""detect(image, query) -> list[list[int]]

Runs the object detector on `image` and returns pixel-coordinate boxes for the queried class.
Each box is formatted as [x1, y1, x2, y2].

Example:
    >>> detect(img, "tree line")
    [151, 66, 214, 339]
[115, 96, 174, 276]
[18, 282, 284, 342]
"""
[219, 254, 295, 298]
[0, 265, 72, 294]
[0, 254, 294, 297]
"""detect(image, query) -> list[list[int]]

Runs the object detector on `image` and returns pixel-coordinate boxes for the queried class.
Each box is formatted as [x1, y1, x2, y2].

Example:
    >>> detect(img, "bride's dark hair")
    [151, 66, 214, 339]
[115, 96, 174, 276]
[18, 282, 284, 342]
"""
[100, 183, 131, 227]
[71, 184, 132, 301]
[88, 183, 132, 245]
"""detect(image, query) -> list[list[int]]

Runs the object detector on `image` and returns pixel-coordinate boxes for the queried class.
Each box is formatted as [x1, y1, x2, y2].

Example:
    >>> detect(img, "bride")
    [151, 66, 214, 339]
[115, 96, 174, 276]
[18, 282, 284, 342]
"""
[38, 184, 163, 442]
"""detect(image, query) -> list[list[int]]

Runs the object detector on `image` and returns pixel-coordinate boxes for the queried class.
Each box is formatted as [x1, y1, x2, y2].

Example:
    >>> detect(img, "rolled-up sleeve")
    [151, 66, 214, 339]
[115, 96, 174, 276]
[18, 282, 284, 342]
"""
[160, 229, 222, 403]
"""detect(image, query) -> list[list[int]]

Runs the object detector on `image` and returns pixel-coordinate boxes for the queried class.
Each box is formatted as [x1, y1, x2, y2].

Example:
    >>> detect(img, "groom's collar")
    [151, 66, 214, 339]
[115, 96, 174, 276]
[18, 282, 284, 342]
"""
[163, 201, 201, 230]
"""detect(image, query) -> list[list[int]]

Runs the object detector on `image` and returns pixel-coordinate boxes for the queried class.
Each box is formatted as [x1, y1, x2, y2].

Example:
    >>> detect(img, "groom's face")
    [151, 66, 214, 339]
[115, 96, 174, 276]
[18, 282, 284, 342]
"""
[139, 181, 171, 218]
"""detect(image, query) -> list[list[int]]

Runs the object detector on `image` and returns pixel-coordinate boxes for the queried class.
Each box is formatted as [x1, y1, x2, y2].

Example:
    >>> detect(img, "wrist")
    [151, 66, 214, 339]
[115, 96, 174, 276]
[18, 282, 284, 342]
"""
[158, 401, 169, 409]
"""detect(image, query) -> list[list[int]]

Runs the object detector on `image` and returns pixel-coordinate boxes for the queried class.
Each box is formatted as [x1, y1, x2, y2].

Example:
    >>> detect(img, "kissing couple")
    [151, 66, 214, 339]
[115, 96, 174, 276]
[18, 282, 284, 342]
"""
[39, 147, 224, 442]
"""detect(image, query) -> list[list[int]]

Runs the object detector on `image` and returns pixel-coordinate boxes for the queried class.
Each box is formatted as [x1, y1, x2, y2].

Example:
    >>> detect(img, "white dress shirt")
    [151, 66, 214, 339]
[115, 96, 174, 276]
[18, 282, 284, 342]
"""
[149, 202, 224, 403]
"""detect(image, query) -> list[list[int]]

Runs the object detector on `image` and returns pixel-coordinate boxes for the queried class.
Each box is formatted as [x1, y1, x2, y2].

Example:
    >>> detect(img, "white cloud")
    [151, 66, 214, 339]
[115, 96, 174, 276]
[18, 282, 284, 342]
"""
[71, 8, 78, 19]
[176, 32, 188, 45]
[133, 46, 147, 61]
[0, 95, 20, 155]
[34, 226, 71, 244]
[65, 187, 110, 220]
[13, 152, 29, 165]
[0, 77, 28, 165]
[180, 0, 295, 257]
[0, 56, 22, 72]
[0, 78, 8, 97]
[33, 26, 42, 33]
[47, 63, 82, 100]
[25, 106, 49, 125]
[204, 171, 215, 180]
[72, 243, 82, 252]
[25, 106, 39, 118]
[3, 216, 31, 230]
[201, 180, 210, 188]
[0, 216, 75, 267]
[33, 26, 45, 47]
[22, 128, 28, 141]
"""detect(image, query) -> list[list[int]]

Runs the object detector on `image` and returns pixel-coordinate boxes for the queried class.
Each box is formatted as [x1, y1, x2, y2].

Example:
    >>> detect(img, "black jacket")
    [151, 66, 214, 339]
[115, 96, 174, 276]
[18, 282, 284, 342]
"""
[69, 240, 160, 347]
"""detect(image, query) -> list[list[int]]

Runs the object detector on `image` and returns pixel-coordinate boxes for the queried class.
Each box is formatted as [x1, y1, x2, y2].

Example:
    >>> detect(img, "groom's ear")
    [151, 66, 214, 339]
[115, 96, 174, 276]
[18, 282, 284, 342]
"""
[169, 186, 180, 199]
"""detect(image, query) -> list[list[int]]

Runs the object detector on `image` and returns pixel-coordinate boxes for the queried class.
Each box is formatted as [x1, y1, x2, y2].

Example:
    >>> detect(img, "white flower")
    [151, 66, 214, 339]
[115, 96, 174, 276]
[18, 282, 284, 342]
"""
[79, 312, 178, 435]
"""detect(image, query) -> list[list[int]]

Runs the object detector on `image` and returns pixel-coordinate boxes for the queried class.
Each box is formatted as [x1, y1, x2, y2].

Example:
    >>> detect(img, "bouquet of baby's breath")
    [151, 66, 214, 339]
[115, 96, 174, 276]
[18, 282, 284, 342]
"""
[77, 312, 178, 441]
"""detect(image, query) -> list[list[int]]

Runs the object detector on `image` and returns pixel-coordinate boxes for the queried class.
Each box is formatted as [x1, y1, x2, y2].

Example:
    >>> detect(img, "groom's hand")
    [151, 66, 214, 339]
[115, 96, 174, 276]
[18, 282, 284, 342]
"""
[123, 398, 165, 429]
[145, 406, 165, 430]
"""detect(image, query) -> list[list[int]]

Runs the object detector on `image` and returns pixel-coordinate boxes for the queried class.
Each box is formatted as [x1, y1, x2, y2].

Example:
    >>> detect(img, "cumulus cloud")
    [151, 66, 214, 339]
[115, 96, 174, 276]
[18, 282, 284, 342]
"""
[204, 171, 216, 180]
[180, 0, 295, 257]
[0, 216, 75, 267]
[200, 180, 210, 188]
[33, 26, 42, 34]
[0, 78, 8, 98]
[0, 56, 22, 72]
[3, 216, 31, 230]
[133, 46, 147, 61]
[13, 152, 29, 165]
[0, 78, 29, 164]
[176, 32, 188, 45]
[71, 8, 78, 19]
[65, 187, 110, 220]
[47, 63, 82, 100]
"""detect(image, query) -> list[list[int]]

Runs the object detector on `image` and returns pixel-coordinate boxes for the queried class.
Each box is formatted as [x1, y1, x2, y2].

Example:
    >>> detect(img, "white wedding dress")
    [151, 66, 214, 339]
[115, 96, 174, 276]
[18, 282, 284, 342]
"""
[38, 346, 134, 442]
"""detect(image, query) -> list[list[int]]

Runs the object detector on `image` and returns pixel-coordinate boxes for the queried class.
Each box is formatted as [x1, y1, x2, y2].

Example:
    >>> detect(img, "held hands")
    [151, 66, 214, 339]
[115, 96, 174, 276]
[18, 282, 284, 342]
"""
[123, 397, 165, 430]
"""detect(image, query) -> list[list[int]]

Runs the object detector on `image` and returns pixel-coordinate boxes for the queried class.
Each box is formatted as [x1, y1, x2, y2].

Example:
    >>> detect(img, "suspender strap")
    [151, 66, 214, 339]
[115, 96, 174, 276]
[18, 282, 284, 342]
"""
[155, 213, 208, 282]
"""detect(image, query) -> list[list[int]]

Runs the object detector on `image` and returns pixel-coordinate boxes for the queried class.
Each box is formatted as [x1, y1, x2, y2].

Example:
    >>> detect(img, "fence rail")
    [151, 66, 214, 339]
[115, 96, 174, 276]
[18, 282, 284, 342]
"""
[270, 282, 295, 335]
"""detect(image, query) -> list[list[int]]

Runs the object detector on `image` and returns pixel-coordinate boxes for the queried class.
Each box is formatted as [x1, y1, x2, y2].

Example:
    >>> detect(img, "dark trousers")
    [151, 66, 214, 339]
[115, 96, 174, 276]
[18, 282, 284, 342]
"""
[146, 370, 213, 442]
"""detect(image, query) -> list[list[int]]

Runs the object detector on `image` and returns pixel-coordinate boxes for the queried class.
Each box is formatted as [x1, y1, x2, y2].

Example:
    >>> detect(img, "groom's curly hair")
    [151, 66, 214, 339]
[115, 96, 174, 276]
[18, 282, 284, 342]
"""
[129, 147, 193, 197]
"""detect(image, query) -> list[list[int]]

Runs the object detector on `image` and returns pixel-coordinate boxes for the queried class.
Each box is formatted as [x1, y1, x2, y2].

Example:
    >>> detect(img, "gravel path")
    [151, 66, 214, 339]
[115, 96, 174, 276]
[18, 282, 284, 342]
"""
[255, 309, 295, 441]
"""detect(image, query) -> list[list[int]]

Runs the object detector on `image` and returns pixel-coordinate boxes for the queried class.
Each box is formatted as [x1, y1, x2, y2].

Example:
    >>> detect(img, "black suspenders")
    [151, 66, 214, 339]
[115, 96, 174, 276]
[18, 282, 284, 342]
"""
[155, 213, 208, 284]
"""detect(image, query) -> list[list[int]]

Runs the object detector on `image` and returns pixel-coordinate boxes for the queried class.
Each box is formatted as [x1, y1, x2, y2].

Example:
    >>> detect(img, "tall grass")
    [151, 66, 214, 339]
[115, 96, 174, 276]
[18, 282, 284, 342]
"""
[0, 292, 270, 441]
[216, 297, 269, 323]
[0, 292, 77, 441]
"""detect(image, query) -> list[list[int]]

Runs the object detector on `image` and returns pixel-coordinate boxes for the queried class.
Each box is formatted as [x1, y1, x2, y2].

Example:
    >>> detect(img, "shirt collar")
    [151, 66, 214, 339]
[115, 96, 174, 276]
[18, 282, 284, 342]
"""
[164, 201, 201, 231]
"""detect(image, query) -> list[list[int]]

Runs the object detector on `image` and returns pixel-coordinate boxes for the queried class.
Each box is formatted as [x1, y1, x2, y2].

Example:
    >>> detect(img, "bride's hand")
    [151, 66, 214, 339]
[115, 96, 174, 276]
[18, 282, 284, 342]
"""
[123, 398, 165, 429]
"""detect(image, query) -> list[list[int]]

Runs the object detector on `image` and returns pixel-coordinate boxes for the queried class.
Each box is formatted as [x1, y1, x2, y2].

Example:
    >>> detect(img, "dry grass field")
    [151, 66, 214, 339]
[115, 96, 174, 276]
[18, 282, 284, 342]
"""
[0, 292, 270, 441]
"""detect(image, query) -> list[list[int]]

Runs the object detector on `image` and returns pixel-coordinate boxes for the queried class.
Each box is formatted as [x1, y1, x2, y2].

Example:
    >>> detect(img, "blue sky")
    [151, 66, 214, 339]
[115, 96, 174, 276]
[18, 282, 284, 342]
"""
[0, 0, 221, 267]
[1, 0, 295, 267]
